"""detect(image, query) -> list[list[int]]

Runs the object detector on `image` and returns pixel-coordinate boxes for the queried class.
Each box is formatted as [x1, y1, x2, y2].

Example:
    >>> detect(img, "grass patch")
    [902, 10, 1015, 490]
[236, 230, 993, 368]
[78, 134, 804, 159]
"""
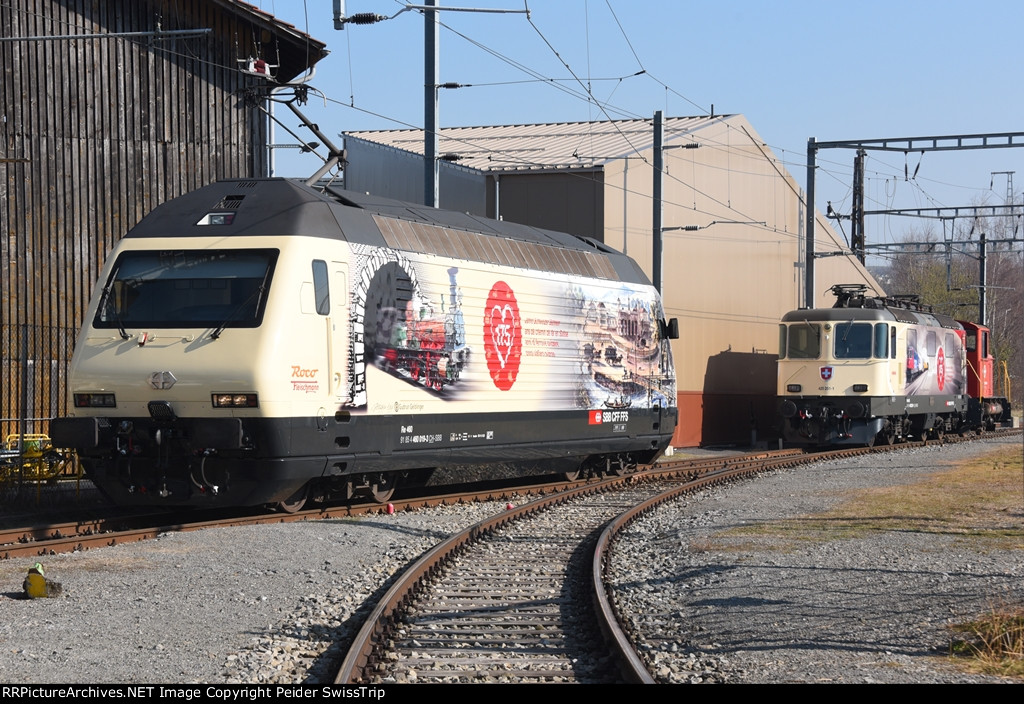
[722, 446, 1024, 550]
[950, 605, 1024, 677]
[716, 445, 1024, 678]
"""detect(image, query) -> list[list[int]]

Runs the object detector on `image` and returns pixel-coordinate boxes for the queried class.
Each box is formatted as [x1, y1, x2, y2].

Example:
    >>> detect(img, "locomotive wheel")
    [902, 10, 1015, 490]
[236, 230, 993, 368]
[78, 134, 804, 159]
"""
[877, 421, 896, 446]
[370, 474, 397, 503]
[276, 484, 308, 513]
[604, 456, 636, 477]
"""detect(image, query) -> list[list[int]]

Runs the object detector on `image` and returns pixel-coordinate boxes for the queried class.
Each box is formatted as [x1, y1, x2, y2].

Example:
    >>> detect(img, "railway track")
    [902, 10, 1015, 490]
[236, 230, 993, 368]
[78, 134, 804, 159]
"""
[0, 430, 1004, 561]
[335, 450, 828, 683]
[0, 474, 601, 560]
[0, 431, 1015, 684]
[335, 431, 1019, 684]
[337, 477, 667, 683]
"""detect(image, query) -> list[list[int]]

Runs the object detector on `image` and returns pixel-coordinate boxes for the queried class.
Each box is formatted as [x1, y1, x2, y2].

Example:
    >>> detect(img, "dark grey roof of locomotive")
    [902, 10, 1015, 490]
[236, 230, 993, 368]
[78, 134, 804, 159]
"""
[781, 305, 961, 330]
[781, 283, 962, 329]
[124, 178, 648, 284]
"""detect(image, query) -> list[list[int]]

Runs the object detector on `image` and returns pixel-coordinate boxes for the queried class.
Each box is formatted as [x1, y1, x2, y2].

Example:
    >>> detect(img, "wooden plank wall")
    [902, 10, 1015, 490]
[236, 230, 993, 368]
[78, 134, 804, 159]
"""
[0, 0, 295, 438]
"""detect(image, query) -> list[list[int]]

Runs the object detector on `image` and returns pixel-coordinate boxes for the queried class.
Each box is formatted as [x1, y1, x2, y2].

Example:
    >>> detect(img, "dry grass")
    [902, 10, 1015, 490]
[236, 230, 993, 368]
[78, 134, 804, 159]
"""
[950, 605, 1024, 677]
[721, 446, 1024, 550]
[716, 444, 1024, 676]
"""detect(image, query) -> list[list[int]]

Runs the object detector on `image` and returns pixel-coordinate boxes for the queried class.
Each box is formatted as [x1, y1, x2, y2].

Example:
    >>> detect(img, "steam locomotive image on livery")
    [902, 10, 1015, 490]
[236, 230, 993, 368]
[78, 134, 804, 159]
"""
[778, 283, 1012, 447]
[50, 179, 678, 510]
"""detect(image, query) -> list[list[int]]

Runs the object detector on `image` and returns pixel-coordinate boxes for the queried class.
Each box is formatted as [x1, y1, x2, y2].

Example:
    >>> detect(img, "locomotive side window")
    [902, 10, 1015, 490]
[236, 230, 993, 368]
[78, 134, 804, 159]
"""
[925, 331, 938, 356]
[786, 323, 820, 359]
[834, 322, 872, 359]
[944, 333, 956, 356]
[94, 249, 277, 329]
[313, 260, 330, 315]
[873, 323, 888, 358]
[778, 324, 787, 359]
[965, 331, 977, 352]
[891, 327, 897, 359]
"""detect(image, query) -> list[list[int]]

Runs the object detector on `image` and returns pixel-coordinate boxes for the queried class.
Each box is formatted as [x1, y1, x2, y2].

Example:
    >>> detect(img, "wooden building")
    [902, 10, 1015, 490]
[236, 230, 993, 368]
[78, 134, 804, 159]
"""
[0, 0, 326, 438]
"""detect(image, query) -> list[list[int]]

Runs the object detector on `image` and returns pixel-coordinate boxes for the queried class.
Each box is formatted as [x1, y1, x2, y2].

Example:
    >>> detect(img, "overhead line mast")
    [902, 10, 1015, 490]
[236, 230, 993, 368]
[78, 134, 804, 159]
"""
[805, 131, 1024, 308]
[333, 1, 529, 208]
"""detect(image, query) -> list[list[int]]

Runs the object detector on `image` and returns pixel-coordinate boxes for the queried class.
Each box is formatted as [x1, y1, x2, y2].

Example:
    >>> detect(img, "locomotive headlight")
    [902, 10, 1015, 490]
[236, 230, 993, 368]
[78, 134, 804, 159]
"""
[212, 393, 259, 408]
[852, 384, 869, 393]
[786, 384, 802, 393]
[74, 392, 116, 408]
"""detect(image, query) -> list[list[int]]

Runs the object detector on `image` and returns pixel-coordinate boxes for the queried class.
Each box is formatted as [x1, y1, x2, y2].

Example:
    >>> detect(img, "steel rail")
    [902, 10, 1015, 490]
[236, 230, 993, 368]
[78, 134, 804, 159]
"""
[334, 473, 643, 683]
[2, 430, 1013, 561]
[592, 454, 809, 682]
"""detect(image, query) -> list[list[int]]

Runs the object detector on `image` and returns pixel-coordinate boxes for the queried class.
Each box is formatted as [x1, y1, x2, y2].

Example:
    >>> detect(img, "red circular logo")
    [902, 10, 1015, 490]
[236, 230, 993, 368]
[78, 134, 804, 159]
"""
[483, 281, 521, 391]
[936, 347, 945, 392]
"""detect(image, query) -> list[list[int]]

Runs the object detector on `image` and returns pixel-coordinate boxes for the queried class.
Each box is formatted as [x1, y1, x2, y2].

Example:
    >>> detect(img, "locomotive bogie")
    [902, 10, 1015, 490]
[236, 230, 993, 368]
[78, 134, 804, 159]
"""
[51, 179, 678, 507]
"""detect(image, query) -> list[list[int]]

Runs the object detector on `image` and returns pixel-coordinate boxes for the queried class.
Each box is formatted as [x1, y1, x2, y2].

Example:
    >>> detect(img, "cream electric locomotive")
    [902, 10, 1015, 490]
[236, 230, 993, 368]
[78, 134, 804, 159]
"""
[51, 179, 678, 509]
[777, 284, 969, 446]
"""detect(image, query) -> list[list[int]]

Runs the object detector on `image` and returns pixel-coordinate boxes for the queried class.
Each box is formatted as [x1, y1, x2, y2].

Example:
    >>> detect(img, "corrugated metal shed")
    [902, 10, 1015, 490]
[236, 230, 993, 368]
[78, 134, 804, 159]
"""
[347, 115, 713, 173]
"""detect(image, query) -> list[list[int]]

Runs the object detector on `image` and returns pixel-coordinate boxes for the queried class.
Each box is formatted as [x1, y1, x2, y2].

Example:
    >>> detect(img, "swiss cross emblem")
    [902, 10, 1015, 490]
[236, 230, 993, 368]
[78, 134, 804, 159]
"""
[820, 366, 833, 381]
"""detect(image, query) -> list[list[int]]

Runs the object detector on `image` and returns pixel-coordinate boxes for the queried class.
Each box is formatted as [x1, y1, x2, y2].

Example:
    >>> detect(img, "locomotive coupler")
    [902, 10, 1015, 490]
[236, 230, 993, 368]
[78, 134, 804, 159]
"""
[192, 449, 220, 496]
[116, 420, 135, 456]
[149, 420, 179, 499]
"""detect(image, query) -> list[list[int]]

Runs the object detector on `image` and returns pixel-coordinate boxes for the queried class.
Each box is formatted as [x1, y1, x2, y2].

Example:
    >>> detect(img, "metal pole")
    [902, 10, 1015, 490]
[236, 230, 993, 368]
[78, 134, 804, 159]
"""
[805, 137, 817, 308]
[852, 149, 865, 263]
[424, 0, 439, 207]
[979, 230, 987, 326]
[653, 110, 663, 294]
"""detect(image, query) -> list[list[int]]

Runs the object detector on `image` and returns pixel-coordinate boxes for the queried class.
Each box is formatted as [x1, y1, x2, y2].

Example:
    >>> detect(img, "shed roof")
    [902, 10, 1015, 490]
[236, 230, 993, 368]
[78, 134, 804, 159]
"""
[345, 115, 732, 173]
[214, 0, 329, 83]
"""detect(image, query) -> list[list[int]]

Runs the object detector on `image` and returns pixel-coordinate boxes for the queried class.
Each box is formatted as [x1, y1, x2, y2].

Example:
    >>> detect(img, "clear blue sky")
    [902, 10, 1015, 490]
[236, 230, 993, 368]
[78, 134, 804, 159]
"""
[256, 0, 1024, 254]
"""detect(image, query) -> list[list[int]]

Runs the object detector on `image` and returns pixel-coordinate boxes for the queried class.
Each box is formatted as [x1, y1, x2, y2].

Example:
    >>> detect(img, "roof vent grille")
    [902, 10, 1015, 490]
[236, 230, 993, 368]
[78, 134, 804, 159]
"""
[213, 195, 245, 210]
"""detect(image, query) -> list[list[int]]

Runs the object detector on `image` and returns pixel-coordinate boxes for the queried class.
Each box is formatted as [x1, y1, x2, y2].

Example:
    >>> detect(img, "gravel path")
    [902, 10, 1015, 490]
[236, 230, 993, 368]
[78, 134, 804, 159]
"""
[0, 437, 1021, 684]
[611, 436, 1024, 684]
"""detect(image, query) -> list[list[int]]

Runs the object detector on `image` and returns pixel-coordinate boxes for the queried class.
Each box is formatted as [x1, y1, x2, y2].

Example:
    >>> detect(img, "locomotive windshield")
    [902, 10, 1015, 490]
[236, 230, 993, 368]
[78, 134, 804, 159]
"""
[94, 249, 278, 330]
[833, 322, 873, 359]
[782, 323, 821, 359]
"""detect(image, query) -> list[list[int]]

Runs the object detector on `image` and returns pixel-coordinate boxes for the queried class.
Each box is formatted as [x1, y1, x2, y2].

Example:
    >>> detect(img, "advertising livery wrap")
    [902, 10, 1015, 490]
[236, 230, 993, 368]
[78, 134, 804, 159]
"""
[349, 238, 674, 414]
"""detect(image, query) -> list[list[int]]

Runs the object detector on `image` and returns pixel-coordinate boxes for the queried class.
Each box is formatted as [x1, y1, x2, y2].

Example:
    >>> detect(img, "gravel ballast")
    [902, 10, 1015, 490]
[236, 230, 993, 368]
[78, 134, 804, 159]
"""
[611, 437, 1024, 684]
[1, 436, 1021, 684]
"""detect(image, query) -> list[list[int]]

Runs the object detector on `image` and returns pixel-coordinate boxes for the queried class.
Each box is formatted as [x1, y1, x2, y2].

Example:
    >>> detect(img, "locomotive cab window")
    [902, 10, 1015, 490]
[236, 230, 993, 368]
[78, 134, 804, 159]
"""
[313, 260, 330, 315]
[833, 322, 872, 359]
[965, 332, 977, 352]
[785, 323, 821, 359]
[873, 323, 889, 358]
[94, 249, 277, 330]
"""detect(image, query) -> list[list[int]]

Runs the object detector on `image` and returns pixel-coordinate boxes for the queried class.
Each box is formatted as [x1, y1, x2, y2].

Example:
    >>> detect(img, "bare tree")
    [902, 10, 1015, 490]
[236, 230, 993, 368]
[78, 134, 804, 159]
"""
[883, 213, 1022, 405]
